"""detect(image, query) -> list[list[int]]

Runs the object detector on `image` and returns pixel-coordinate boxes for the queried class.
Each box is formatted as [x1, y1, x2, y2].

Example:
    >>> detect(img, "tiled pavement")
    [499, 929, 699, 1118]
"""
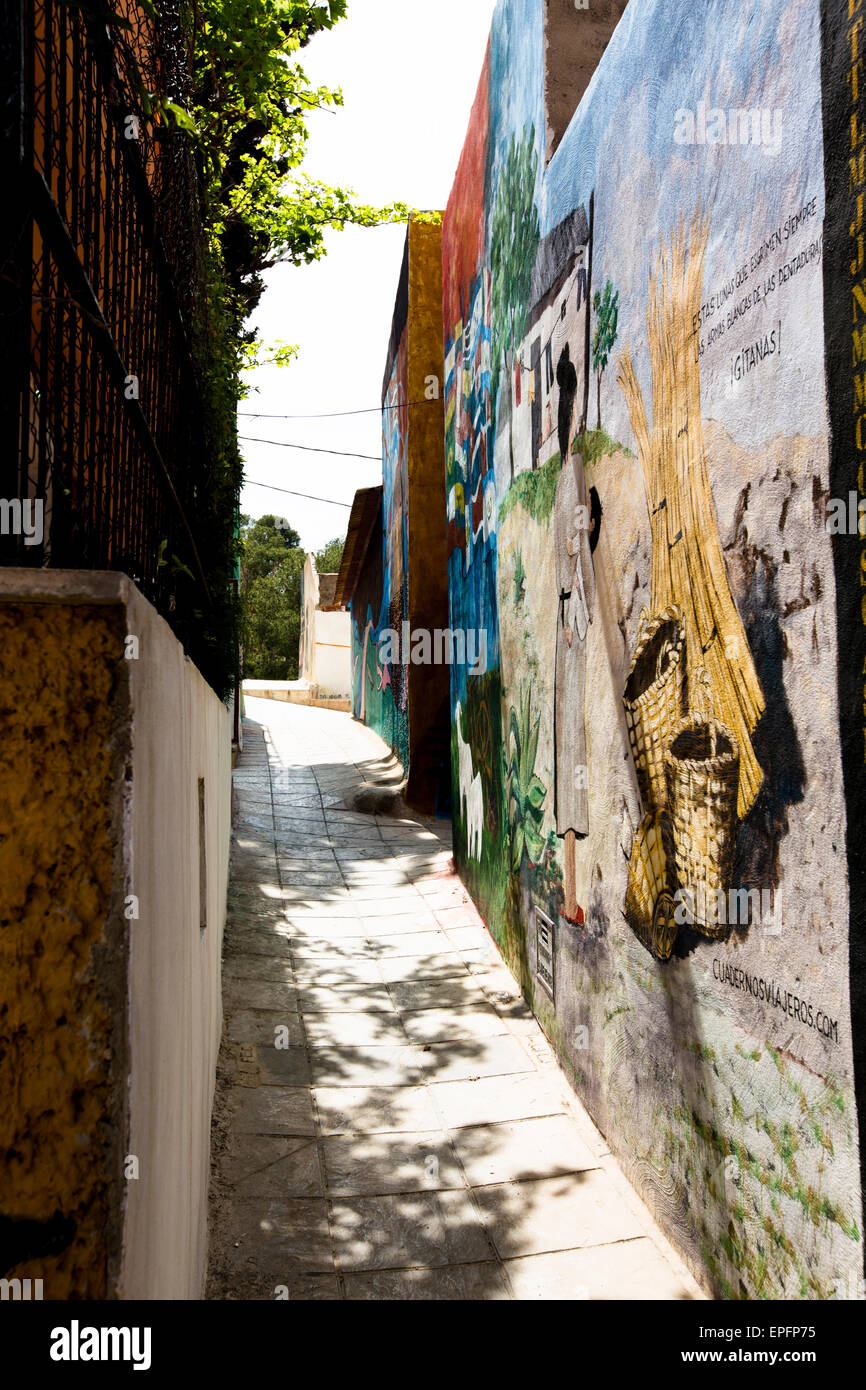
[206, 697, 704, 1301]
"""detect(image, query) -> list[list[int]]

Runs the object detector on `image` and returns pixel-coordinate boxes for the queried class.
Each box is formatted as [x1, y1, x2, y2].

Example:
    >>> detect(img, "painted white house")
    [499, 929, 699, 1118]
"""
[495, 206, 591, 491]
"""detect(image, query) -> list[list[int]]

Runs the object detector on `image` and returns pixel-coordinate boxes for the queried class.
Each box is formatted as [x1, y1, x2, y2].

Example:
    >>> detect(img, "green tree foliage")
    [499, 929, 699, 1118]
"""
[183, 2, 406, 683]
[591, 279, 619, 431]
[315, 535, 345, 573]
[490, 127, 541, 485]
[244, 553, 306, 678]
[190, 0, 409, 344]
[240, 514, 305, 678]
[241, 513, 302, 583]
[66, 2, 408, 694]
[65, 3, 406, 347]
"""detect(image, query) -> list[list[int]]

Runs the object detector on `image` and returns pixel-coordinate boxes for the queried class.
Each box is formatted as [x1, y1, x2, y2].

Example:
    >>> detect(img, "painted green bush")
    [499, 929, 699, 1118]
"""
[506, 684, 547, 869]
[498, 454, 561, 528]
[497, 429, 632, 530]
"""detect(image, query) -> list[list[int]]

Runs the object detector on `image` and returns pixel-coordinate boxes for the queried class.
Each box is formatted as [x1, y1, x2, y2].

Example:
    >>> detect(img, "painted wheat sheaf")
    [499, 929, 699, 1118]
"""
[617, 213, 765, 822]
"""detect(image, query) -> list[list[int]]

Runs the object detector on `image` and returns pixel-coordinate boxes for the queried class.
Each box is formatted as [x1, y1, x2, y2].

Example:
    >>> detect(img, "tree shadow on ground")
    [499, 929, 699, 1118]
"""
[207, 714, 700, 1301]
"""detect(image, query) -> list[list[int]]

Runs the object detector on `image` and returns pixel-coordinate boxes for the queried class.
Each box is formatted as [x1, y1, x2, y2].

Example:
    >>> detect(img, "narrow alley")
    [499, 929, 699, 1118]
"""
[206, 698, 702, 1301]
[7, 0, 866, 1335]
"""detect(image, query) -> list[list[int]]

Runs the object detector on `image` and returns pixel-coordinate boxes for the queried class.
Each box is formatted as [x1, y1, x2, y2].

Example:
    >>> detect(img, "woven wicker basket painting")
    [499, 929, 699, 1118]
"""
[624, 811, 678, 961]
[663, 713, 740, 939]
[623, 606, 686, 814]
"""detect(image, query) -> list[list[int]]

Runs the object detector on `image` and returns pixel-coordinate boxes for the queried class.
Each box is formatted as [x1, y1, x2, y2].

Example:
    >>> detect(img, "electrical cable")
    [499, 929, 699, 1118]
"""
[239, 436, 381, 460]
[243, 478, 352, 508]
[238, 399, 436, 419]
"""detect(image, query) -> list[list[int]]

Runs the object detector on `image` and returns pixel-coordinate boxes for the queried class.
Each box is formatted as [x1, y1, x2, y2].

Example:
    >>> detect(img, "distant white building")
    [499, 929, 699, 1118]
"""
[299, 554, 352, 699]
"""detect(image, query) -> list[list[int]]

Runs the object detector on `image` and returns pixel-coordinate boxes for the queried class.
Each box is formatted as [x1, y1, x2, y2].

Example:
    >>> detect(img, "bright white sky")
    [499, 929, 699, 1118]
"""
[238, 0, 497, 554]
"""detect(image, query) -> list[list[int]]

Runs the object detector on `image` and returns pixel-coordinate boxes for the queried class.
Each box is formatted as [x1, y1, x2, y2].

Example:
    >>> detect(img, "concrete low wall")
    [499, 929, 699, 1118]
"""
[243, 679, 350, 712]
[0, 571, 231, 1300]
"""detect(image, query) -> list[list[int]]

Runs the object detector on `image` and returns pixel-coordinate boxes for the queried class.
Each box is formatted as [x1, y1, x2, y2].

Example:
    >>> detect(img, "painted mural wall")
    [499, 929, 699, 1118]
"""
[349, 293, 410, 771]
[350, 220, 449, 808]
[443, 0, 863, 1298]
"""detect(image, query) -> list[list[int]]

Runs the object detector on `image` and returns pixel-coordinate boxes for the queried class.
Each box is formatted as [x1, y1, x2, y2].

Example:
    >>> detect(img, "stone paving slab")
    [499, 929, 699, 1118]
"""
[220, 1134, 323, 1199]
[219, 1196, 336, 1287]
[343, 1262, 510, 1300]
[321, 1130, 463, 1195]
[310, 1044, 432, 1088]
[226, 1085, 315, 1137]
[377, 953, 476, 985]
[298, 984, 396, 1014]
[427, 1073, 568, 1130]
[223, 956, 296, 986]
[290, 936, 374, 960]
[293, 958, 383, 988]
[502, 1239, 691, 1300]
[224, 929, 294, 959]
[364, 930, 454, 958]
[449, 1116, 599, 1186]
[328, 1189, 494, 1269]
[225, 1009, 304, 1048]
[255, 1046, 312, 1088]
[223, 978, 297, 1013]
[472, 1171, 646, 1259]
[314, 1085, 442, 1136]
[387, 977, 496, 1012]
[400, 1004, 508, 1044]
[206, 701, 704, 1302]
[303, 1012, 410, 1048]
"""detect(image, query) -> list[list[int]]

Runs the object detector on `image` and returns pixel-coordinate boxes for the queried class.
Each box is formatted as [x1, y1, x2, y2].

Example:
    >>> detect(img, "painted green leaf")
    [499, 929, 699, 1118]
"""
[509, 706, 521, 764]
[527, 775, 547, 811]
[525, 824, 545, 862]
[527, 715, 540, 786]
[511, 824, 525, 872]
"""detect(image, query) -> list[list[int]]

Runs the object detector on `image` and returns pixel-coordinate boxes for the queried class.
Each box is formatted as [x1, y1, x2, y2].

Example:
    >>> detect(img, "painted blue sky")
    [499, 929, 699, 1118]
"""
[484, 0, 826, 451]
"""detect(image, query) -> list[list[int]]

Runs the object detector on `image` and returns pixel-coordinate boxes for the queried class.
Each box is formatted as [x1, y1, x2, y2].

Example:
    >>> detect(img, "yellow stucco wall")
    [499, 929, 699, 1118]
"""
[406, 217, 449, 811]
[0, 603, 128, 1298]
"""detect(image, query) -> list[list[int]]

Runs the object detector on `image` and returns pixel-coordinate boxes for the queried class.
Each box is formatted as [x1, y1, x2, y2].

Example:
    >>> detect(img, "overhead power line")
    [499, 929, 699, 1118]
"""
[239, 435, 381, 460]
[243, 478, 352, 508]
[238, 399, 437, 420]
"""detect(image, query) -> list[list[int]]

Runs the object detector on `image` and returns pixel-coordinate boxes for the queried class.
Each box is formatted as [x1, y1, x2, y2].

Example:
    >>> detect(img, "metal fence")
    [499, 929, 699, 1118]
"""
[1, 0, 235, 685]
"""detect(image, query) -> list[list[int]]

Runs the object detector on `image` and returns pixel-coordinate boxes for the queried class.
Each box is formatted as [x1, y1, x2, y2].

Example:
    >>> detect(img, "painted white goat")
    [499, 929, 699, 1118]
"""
[454, 700, 484, 861]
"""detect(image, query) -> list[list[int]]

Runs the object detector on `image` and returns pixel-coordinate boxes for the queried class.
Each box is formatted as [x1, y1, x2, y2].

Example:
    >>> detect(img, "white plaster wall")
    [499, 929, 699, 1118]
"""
[314, 608, 352, 697]
[119, 582, 231, 1300]
[299, 554, 318, 684]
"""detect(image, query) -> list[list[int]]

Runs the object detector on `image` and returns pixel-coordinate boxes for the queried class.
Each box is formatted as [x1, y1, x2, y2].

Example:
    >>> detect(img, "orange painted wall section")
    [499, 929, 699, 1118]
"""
[0, 603, 129, 1298]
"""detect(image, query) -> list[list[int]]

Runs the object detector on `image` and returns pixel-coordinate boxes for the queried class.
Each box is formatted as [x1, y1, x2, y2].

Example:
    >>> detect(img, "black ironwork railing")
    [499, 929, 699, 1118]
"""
[1, 0, 236, 688]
